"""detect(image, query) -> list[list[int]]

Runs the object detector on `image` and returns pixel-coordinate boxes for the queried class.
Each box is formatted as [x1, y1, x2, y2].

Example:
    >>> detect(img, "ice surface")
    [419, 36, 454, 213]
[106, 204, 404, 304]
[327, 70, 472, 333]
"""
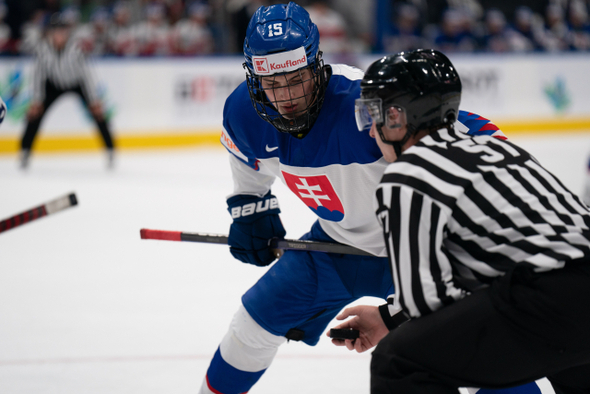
[1, 132, 587, 393]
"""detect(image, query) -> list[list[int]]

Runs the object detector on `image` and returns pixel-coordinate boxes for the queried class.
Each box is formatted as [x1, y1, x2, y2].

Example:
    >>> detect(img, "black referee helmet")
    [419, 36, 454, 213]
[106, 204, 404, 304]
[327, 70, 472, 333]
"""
[356, 49, 462, 155]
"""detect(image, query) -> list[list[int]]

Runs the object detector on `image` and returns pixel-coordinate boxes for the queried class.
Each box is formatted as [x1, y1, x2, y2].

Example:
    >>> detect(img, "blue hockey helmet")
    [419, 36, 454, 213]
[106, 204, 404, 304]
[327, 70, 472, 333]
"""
[244, 2, 320, 72]
[243, 2, 328, 139]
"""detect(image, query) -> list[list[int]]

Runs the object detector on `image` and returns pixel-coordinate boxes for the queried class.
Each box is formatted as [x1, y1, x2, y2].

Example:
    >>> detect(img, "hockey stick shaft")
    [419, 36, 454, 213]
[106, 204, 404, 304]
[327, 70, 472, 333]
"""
[139, 228, 374, 256]
[0, 193, 78, 234]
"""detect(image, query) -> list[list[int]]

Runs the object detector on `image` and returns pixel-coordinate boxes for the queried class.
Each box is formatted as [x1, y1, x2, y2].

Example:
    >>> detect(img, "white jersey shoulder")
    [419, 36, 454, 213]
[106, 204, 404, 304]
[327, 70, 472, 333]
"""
[330, 64, 364, 81]
[454, 119, 470, 134]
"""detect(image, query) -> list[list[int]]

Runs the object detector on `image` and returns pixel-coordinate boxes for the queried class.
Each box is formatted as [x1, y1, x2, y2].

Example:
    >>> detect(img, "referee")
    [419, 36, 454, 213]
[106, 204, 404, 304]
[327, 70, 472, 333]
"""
[21, 12, 115, 169]
[331, 49, 590, 394]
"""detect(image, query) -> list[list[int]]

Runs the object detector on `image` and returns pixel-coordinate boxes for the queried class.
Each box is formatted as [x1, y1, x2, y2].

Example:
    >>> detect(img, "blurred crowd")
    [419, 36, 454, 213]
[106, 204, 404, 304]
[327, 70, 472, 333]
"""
[380, 0, 590, 53]
[1, 0, 589, 57]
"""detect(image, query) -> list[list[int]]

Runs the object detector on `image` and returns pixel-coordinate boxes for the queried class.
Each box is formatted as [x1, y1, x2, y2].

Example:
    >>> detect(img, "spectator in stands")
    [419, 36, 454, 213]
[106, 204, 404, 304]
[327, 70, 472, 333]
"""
[448, 0, 484, 22]
[170, 1, 214, 55]
[134, 3, 170, 56]
[167, 0, 186, 26]
[305, 0, 350, 54]
[61, 5, 81, 32]
[383, 3, 428, 53]
[76, 7, 111, 56]
[566, 0, 590, 50]
[433, 8, 477, 52]
[10, 0, 590, 56]
[63, 5, 87, 50]
[107, 1, 137, 56]
[226, 0, 265, 53]
[459, 6, 484, 46]
[480, 8, 511, 52]
[20, 9, 48, 55]
[0, 2, 11, 54]
[506, 5, 544, 51]
[331, 0, 374, 52]
[540, 3, 570, 51]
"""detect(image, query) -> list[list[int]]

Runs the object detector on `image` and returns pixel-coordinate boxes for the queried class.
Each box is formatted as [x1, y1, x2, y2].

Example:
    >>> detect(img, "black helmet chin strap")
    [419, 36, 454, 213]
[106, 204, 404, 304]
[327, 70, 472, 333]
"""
[376, 123, 413, 159]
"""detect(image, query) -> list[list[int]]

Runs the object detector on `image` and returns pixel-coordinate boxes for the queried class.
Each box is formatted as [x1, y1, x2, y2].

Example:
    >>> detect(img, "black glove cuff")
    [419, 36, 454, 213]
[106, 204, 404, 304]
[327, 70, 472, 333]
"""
[379, 303, 410, 331]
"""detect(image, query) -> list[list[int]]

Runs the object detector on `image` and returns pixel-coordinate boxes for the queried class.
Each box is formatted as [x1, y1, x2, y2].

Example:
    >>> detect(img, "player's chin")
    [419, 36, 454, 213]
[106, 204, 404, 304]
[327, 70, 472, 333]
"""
[279, 110, 297, 119]
[278, 106, 305, 119]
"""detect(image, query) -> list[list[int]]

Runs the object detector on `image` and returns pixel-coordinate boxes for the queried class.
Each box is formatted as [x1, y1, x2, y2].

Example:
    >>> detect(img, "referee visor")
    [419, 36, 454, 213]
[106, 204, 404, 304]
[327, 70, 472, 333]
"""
[355, 98, 382, 131]
[355, 98, 407, 131]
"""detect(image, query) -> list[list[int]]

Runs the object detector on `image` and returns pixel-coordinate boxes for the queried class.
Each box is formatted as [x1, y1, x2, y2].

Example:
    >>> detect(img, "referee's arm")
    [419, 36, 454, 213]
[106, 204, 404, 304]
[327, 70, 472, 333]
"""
[380, 184, 465, 318]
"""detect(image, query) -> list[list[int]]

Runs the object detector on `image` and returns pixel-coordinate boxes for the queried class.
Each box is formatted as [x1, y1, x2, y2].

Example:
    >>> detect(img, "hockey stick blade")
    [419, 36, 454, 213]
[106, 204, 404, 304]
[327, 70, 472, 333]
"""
[0, 193, 78, 234]
[139, 228, 373, 256]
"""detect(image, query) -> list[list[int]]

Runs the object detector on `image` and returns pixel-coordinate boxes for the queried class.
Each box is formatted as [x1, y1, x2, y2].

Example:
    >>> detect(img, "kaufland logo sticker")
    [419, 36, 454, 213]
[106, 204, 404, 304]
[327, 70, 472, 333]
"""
[282, 171, 345, 222]
[254, 59, 269, 74]
[252, 47, 307, 76]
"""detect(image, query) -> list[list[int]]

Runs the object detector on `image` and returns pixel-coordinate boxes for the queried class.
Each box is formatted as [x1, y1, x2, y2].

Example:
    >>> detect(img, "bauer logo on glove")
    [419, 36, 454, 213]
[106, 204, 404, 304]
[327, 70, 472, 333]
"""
[230, 197, 279, 219]
[227, 192, 286, 267]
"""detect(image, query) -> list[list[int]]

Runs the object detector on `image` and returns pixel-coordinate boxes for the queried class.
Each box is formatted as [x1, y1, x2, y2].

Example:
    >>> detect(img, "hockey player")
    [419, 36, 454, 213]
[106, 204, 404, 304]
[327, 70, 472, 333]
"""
[333, 49, 590, 393]
[202, 3, 508, 394]
[169, 2, 214, 55]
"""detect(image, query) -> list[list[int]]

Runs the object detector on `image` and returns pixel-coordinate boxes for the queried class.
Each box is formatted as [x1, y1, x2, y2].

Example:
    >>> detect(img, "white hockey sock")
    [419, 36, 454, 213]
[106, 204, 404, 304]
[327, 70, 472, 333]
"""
[198, 305, 287, 394]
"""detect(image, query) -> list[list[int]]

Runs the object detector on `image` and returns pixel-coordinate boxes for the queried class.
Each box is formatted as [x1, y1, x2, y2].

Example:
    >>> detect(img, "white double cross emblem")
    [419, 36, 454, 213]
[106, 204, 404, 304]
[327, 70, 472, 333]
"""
[295, 178, 330, 206]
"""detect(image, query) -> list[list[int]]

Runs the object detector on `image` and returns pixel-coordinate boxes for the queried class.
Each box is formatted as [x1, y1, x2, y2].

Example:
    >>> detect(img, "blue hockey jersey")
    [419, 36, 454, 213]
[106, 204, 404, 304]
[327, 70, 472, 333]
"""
[221, 64, 505, 256]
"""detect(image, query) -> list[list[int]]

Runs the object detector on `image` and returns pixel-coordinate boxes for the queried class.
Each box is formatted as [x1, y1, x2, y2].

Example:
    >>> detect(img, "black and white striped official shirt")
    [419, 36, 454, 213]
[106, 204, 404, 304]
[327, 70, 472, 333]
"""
[32, 39, 98, 103]
[375, 127, 590, 319]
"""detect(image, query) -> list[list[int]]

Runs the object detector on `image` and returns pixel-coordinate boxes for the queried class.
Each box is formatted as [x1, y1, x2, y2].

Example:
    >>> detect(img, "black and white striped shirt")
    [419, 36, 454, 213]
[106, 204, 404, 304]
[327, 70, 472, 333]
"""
[375, 127, 590, 319]
[32, 39, 98, 103]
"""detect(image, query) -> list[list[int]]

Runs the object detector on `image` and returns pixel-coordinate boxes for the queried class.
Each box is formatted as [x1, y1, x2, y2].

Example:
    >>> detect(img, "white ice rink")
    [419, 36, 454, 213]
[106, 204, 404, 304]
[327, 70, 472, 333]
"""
[1, 132, 589, 393]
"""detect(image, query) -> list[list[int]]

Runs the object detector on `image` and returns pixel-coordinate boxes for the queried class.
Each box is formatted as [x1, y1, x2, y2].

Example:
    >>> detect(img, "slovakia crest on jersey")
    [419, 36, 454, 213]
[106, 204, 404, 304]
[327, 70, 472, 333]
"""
[282, 171, 345, 222]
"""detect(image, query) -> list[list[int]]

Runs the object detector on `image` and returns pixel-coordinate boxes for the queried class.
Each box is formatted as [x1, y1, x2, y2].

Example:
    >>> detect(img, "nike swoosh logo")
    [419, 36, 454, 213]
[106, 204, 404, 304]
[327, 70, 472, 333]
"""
[266, 145, 279, 152]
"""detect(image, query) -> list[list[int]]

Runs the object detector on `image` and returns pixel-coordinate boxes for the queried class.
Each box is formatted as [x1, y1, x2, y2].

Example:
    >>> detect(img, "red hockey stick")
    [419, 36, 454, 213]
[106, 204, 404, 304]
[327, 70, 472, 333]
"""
[139, 228, 374, 256]
[0, 193, 78, 234]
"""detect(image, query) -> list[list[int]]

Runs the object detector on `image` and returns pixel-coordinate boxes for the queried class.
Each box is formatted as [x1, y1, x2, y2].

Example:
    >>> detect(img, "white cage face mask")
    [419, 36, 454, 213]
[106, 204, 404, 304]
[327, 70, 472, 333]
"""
[244, 53, 328, 139]
[355, 98, 407, 132]
[258, 67, 317, 120]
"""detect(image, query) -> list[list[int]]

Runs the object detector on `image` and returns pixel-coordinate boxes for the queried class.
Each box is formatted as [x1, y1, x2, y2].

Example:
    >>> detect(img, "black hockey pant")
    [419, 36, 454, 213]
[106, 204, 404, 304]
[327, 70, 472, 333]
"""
[371, 262, 590, 394]
[21, 81, 114, 151]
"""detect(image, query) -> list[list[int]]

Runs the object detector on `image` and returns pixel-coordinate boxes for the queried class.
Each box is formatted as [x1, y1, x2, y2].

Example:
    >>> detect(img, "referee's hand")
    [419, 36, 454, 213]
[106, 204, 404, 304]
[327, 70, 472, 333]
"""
[89, 101, 104, 119]
[327, 305, 390, 353]
[27, 102, 43, 119]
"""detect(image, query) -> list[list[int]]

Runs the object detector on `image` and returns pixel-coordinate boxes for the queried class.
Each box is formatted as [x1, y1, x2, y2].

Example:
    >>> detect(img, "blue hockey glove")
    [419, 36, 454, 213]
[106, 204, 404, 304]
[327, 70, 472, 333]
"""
[227, 192, 286, 267]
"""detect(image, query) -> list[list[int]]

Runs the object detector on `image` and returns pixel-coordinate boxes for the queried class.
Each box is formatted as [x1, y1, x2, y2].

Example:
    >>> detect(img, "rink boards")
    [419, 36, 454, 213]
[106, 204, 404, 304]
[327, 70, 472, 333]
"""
[0, 53, 589, 153]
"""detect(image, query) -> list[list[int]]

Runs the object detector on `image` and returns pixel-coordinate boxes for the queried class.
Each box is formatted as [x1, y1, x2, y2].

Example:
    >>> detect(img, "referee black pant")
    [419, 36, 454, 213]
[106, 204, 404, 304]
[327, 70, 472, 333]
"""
[371, 263, 590, 394]
[21, 80, 114, 151]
